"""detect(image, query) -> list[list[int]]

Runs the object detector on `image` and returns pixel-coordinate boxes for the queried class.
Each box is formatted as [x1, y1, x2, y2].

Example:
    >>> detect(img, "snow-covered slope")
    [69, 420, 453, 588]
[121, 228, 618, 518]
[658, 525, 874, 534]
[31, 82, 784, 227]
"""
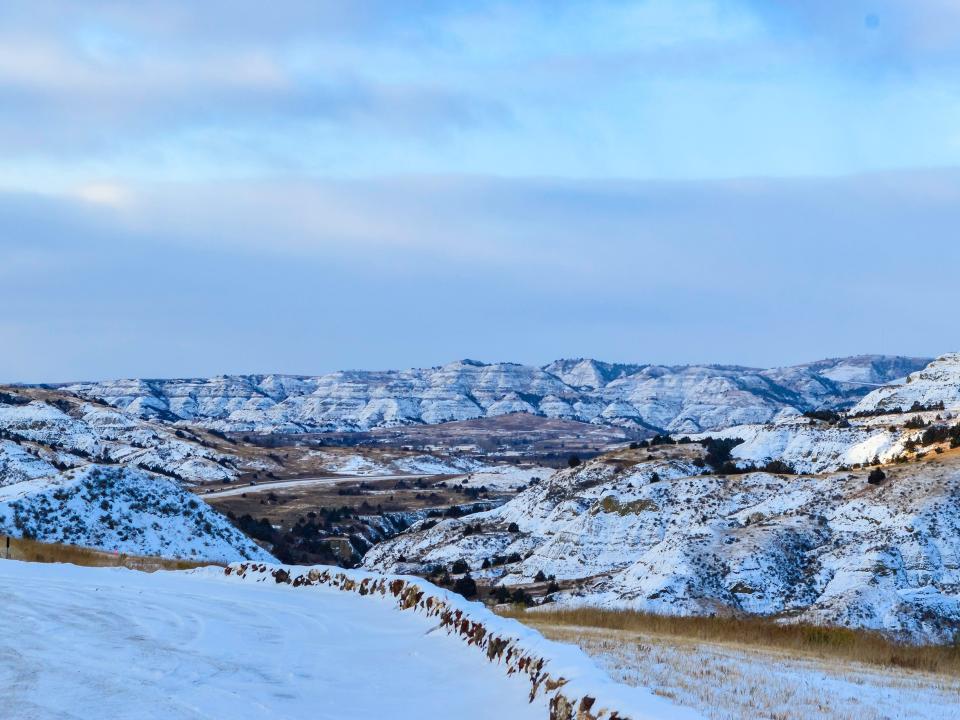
[364, 450, 960, 642]
[694, 417, 906, 474]
[307, 450, 489, 477]
[854, 352, 960, 414]
[0, 560, 698, 720]
[0, 390, 274, 561]
[0, 465, 272, 562]
[0, 395, 242, 484]
[65, 354, 929, 434]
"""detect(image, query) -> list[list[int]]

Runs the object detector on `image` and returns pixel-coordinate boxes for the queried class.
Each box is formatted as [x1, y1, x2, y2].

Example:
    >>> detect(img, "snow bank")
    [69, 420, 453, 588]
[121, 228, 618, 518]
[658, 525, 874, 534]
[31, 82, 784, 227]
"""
[217, 562, 702, 720]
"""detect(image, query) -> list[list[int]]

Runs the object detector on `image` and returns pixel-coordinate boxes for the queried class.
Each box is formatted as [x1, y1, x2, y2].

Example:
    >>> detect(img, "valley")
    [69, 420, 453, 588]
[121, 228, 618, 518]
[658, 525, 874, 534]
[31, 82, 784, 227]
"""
[3, 353, 960, 718]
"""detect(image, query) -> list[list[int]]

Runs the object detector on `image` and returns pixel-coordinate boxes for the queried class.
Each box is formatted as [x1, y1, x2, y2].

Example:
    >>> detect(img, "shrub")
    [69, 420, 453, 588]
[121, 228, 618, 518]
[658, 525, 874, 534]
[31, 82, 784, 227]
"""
[567, 455, 582, 468]
[511, 588, 533, 606]
[867, 469, 886, 485]
[701, 437, 745, 472]
[452, 573, 477, 599]
[451, 558, 470, 574]
[803, 410, 842, 424]
[762, 460, 796, 475]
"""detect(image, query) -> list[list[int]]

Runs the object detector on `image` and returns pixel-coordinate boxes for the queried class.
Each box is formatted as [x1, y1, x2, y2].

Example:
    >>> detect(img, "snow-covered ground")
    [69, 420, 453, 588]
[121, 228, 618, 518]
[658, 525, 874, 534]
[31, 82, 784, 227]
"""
[0, 560, 698, 720]
[306, 451, 488, 477]
[538, 625, 958, 720]
[854, 353, 960, 414]
[457, 464, 554, 491]
[694, 417, 907, 474]
[0, 560, 543, 720]
[0, 397, 241, 484]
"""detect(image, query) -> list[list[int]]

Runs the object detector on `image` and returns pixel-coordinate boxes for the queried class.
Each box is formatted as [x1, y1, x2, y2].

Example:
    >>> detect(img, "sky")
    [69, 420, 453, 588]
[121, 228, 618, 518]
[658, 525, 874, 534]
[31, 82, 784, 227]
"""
[2, 0, 960, 382]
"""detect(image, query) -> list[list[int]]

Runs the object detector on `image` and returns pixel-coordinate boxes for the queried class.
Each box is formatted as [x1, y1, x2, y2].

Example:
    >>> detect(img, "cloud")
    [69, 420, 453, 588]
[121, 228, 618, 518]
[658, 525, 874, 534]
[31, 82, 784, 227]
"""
[2, 169, 959, 381]
[1, 3, 958, 381]
[0, 1, 958, 183]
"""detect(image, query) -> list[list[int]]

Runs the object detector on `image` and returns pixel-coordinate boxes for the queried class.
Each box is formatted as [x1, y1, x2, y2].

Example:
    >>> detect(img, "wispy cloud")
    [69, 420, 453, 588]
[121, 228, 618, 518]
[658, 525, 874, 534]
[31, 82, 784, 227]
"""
[1, 2, 958, 380]
[0, 1, 958, 184]
[3, 170, 959, 381]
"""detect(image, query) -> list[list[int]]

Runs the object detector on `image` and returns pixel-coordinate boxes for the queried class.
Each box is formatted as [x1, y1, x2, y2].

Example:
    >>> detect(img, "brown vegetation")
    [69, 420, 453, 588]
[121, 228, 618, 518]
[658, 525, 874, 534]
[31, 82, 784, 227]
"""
[499, 606, 960, 677]
[0, 535, 215, 572]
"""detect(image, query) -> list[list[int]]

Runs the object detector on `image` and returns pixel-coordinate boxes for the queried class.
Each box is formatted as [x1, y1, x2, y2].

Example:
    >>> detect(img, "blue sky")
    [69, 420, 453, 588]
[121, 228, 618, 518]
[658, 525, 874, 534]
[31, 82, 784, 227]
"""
[2, 1, 959, 381]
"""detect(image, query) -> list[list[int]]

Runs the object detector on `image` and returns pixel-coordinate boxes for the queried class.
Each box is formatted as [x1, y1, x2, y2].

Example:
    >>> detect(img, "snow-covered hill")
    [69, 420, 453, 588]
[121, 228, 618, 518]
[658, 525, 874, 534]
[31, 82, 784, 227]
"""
[0, 393, 242, 484]
[65, 354, 928, 435]
[0, 389, 274, 561]
[304, 449, 489, 476]
[853, 352, 960, 414]
[0, 464, 272, 562]
[364, 446, 960, 642]
[692, 417, 907, 475]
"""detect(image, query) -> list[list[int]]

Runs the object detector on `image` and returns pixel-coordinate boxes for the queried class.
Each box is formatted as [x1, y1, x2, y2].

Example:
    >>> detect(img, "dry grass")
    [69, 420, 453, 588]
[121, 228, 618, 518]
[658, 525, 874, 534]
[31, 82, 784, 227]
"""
[0, 535, 217, 572]
[499, 606, 960, 677]
[535, 625, 960, 720]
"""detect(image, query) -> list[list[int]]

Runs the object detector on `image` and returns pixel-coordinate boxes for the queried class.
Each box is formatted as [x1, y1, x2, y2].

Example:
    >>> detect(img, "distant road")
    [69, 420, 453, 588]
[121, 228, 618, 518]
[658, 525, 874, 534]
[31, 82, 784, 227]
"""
[201, 473, 434, 499]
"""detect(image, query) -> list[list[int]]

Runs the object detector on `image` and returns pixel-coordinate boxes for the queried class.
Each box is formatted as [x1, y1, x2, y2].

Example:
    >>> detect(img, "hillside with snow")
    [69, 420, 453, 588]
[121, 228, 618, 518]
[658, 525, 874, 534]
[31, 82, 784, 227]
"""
[0, 392, 243, 484]
[0, 461, 272, 562]
[0, 388, 275, 562]
[65, 355, 928, 435]
[363, 354, 960, 644]
[853, 353, 960, 414]
[365, 445, 960, 641]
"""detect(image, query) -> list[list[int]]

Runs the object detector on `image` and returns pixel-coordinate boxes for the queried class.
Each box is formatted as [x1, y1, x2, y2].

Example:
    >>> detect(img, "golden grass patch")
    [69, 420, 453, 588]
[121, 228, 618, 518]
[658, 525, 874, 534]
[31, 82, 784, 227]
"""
[499, 606, 960, 677]
[0, 535, 216, 572]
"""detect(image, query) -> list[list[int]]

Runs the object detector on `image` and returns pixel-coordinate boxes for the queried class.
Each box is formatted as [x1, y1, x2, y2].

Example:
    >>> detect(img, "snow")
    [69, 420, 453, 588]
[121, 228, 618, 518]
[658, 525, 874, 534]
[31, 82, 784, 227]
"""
[0, 559, 699, 720]
[0, 440, 57, 486]
[0, 465, 272, 562]
[457, 465, 554, 491]
[854, 353, 960, 413]
[365, 454, 960, 641]
[696, 419, 904, 473]
[221, 563, 704, 720]
[0, 397, 240, 484]
[311, 451, 485, 477]
[554, 626, 958, 720]
[66, 355, 929, 434]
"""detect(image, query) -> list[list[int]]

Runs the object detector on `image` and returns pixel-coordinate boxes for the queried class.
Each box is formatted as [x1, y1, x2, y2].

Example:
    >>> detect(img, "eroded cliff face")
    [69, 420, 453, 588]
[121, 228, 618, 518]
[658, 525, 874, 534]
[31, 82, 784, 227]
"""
[364, 440, 960, 642]
[66, 354, 929, 434]
[854, 353, 960, 414]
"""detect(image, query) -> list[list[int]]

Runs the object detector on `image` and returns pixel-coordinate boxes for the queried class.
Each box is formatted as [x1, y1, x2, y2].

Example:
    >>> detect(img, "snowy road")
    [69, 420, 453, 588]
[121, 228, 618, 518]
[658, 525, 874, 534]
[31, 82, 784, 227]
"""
[200, 474, 430, 499]
[0, 560, 544, 719]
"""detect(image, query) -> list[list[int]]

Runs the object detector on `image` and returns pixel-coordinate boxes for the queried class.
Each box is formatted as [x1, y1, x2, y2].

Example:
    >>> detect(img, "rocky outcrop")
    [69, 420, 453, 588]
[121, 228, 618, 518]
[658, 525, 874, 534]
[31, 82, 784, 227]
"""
[853, 353, 960, 414]
[65, 355, 929, 435]
[363, 449, 960, 642]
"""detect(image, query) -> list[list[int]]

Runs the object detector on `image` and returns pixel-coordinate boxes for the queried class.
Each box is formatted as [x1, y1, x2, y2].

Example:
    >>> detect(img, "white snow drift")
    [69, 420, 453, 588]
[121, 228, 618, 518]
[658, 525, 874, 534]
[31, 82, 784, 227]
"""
[0, 559, 698, 720]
